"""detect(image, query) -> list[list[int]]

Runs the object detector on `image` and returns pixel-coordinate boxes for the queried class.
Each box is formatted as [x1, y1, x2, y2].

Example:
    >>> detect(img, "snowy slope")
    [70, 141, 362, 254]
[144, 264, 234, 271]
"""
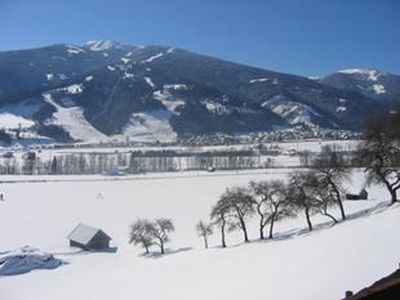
[261, 95, 337, 128]
[0, 102, 39, 129]
[320, 68, 400, 100]
[42, 93, 109, 142]
[121, 110, 177, 143]
[0, 170, 399, 300]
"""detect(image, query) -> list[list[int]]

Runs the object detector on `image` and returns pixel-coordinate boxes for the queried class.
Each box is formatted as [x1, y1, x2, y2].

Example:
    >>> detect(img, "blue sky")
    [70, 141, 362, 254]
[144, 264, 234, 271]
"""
[1, 0, 399, 76]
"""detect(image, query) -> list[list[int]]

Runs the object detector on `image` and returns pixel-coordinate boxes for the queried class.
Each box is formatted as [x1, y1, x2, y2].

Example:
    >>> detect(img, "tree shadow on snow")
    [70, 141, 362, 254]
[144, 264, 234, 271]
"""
[56, 246, 118, 256]
[140, 247, 192, 259]
[215, 201, 393, 249]
[267, 200, 391, 243]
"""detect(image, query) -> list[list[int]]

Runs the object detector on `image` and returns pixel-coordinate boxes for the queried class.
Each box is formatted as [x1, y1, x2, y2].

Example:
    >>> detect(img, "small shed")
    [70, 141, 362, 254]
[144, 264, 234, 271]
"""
[346, 189, 368, 200]
[67, 224, 111, 251]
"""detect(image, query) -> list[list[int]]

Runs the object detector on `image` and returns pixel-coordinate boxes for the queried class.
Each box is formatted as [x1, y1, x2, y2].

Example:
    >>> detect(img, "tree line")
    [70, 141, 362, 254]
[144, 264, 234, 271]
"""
[202, 147, 350, 248]
[0, 150, 277, 175]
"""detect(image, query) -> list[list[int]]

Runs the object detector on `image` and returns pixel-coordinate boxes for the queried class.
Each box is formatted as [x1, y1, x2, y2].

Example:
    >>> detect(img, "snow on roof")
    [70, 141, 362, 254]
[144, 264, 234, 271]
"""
[67, 224, 110, 245]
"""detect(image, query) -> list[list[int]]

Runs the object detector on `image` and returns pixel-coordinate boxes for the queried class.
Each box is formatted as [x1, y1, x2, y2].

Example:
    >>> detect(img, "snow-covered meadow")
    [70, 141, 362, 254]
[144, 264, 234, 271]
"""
[0, 169, 399, 300]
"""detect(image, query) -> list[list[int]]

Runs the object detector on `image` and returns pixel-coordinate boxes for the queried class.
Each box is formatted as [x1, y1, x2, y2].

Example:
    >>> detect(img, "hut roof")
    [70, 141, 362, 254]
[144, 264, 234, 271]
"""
[346, 268, 400, 299]
[67, 224, 111, 245]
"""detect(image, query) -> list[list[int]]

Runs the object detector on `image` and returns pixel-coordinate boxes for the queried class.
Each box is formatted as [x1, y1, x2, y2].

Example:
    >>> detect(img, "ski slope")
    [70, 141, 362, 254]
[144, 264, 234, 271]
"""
[0, 169, 399, 300]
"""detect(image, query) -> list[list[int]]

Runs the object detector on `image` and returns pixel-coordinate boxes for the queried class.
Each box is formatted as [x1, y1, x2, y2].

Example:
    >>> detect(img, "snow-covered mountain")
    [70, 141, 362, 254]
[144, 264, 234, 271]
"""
[319, 68, 400, 101]
[0, 41, 396, 145]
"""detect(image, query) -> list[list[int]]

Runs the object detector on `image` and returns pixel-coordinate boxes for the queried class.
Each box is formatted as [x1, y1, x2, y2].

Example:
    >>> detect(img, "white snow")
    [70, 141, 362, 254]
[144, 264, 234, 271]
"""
[0, 246, 63, 276]
[144, 77, 155, 88]
[153, 90, 184, 113]
[336, 106, 347, 113]
[58, 74, 67, 80]
[249, 78, 278, 85]
[0, 170, 399, 300]
[0, 113, 34, 129]
[166, 47, 175, 54]
[107, 65, 116, 71]
[0, 102, 39, 129]
[85, 75, 94, 82]
[338, 68, 382, 81]
[370, 83, 386, 94]
[66, 45, 85, 55]
[42, 93, 109, 142]
[163, 84, 188, 91]
[85, 40, 118, 52]
[64, 84, 83, 95]
[122, 110, 177, 142]
[46, 73, 54, 81]
[142, 52, 164, 63]
[339, 98, 347, 103]
[249, 78, 269, 83]
[120, 57, 130, 64]
[122, 72, 135, 80]
[204, 100, 229, 115]
[264, 96, 324, 127]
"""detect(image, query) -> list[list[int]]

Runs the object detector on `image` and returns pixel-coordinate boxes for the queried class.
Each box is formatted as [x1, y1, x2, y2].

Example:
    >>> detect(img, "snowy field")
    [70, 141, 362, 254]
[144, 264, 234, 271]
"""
[0, 169, 399, 300]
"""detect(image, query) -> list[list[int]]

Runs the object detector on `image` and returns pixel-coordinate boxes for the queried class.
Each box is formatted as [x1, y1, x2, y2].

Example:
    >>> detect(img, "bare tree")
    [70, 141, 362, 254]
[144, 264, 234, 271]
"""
[287, 171, 321, 231]
[358, 114, 400, 204]
[304, 171, 338, 224]
[249, 180, 292, 239]
[299, 150, 312, 167]
[129, 219, 154, 254]
[210, 198, 230, 248]
[148, 218, 175, 254]
[196, 221, 213, 249]
[220, 187, 255, 243]
[312, 146, 350, 220]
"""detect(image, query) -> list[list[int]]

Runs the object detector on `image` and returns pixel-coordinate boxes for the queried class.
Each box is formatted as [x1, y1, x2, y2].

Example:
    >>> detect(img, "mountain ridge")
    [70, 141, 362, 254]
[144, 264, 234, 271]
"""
[0, 41, 398, 145]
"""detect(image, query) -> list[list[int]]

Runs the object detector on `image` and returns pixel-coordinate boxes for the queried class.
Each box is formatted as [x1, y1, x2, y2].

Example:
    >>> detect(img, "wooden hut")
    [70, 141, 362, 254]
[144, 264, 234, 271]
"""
[346, 189, 368, 200]
[67, 224, 111, 251]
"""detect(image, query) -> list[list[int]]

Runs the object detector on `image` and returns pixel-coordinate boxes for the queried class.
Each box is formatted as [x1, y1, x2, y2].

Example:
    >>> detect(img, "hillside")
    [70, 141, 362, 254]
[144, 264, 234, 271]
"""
[0, 170, 399, 300]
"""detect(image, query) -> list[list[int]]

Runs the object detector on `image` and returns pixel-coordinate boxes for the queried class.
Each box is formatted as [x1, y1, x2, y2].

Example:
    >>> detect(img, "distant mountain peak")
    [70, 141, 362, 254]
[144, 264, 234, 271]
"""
[337, 68, 386, 81]
[84, 40, 121, 51]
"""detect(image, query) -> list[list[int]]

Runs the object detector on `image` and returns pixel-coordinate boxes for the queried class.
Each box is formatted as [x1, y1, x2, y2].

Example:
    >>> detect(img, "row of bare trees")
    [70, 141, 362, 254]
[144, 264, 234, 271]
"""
[197, 108, 400, 249]
[197, 148, 350, 248]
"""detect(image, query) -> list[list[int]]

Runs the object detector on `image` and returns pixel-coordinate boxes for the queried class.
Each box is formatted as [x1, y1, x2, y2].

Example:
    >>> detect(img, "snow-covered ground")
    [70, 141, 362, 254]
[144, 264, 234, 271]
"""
[0, 169, 398, 299]
[42, 93, 109, 142]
